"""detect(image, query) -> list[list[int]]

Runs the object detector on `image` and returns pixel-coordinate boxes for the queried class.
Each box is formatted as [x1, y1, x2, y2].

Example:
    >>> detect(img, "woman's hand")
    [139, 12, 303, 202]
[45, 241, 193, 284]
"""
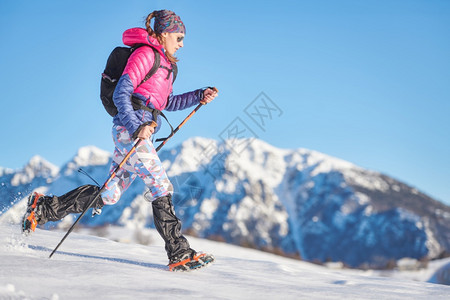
[201, 87, 219, 104]
[137, 122, 156, 140]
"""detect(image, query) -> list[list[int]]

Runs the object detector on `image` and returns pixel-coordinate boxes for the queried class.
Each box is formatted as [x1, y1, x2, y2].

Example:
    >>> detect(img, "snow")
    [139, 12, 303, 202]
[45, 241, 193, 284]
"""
[0, 138, 450, 282]
[1, 224, 449, 300]
[423, 217, 443, 258]
[166, 137, 218, 176]
[73, 146, 111, 167]
[0, 167, 13, 177]
[10, 155, 59, 187]
[62, 146, 111, 176]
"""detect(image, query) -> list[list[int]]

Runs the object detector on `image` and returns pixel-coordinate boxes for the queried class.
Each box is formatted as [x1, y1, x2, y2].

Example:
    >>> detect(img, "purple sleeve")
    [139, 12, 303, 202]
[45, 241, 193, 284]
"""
[165, 89, 204, 111]
[113, 74, 141, 136]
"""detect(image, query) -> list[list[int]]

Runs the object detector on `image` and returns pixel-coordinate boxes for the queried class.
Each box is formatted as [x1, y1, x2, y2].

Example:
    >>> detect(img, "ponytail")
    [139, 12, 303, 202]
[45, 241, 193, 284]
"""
[145, 12, 156, 37]
[145, 11, 178, 63]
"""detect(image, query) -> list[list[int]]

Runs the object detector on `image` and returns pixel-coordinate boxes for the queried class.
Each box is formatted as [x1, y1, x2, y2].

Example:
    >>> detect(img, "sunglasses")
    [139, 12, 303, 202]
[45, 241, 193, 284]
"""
[177, 36, 184, 43]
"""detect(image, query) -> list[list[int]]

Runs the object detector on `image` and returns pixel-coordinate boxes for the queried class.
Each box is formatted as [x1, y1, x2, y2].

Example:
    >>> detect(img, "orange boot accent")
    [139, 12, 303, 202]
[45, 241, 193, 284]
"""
[26, 211, 38, 232]
[193, 253, 206, 261]
[168, 257, 192, 271]
[25, 192, 43, 232]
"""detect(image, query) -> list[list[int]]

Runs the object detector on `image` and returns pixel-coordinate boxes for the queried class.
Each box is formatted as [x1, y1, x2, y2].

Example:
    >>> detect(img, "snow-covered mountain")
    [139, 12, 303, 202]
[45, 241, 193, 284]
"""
[1, 137, 449, 269]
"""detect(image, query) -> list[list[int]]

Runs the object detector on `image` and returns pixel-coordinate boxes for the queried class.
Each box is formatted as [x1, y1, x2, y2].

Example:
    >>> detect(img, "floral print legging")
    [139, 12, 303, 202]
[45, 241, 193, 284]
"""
[100, 125, 173, 205]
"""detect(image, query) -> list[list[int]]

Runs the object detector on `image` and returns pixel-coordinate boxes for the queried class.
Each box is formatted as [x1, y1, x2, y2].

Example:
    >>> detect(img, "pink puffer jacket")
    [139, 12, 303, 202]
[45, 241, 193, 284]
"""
[122, 27, 173, 110]
[113, 27, 203, 137]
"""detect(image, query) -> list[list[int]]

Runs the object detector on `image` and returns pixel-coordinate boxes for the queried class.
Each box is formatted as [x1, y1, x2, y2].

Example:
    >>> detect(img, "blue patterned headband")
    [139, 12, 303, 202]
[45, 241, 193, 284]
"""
[153, 10, 186, 34]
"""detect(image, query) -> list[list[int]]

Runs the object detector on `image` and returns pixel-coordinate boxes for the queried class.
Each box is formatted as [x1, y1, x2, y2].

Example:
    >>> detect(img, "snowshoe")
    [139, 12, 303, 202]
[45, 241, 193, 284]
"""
[168, 250, 215, 272]
[22, 192, 44, 235]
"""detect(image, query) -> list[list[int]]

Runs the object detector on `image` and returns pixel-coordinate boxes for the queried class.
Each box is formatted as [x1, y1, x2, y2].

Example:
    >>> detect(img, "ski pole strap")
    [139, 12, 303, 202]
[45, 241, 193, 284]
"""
[130, 96, 174, 142]
[155, 103, 204, 152]
[154, 111, 174, 143]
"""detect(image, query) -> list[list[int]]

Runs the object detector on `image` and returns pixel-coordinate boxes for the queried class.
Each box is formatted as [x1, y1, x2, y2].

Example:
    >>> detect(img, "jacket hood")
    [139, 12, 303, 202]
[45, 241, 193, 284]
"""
[122, 28, 165, 56]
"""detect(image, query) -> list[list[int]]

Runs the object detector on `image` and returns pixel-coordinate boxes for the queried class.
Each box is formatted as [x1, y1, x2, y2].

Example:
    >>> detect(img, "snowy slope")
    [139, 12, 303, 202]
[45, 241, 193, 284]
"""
[1, 137, 450, 269]
[1, 224, 449, 300]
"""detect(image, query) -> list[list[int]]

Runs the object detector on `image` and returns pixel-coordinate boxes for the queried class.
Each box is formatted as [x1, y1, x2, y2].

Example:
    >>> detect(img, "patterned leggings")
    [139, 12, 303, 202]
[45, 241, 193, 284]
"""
[100, 125, 173, 205]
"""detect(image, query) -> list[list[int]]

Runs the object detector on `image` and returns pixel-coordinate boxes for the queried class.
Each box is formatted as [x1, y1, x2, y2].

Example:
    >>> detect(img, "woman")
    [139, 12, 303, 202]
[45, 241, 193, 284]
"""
[22, 10, 218, 272]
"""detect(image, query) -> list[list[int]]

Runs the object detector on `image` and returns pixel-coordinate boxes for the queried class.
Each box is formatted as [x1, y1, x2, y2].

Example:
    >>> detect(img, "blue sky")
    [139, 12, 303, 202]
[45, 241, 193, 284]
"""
[1, 0, 449, 205]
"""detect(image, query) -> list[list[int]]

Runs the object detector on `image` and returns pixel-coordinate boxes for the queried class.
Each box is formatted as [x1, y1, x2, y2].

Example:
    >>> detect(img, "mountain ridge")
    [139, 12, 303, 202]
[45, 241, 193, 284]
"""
[1, 137, 449, 269]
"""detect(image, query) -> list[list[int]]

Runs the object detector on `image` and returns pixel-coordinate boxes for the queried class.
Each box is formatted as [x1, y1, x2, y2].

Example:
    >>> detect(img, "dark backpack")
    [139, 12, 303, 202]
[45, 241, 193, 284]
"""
[100, 44, 178, 117]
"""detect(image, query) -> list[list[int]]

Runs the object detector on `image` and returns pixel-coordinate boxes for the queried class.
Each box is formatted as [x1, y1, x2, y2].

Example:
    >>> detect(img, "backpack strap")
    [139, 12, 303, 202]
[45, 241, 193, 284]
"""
[135, 46, 161, 88]
[159, 63, 177, 82]
[130, 43, 177, 88]
[133, 44, 177, 85]
[171, 63, 178, 83]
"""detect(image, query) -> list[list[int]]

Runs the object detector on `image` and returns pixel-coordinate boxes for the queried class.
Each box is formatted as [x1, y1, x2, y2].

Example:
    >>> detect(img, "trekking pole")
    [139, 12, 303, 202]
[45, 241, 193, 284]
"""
[49, 87, 217, 257]
[155, 87, 218, 152]
[49, 138, 145, 258]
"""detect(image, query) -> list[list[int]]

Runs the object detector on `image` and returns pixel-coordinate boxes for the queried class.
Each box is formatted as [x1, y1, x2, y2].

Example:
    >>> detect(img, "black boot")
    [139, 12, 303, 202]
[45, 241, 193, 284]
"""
[39, 185, 103, 223]
[22, 185, 103, 234]
[151, 194, 192, 260]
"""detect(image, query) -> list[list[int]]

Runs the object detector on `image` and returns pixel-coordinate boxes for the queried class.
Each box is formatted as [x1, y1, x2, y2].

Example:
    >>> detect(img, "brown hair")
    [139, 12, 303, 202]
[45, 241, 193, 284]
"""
[145, 12, 178, 63]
